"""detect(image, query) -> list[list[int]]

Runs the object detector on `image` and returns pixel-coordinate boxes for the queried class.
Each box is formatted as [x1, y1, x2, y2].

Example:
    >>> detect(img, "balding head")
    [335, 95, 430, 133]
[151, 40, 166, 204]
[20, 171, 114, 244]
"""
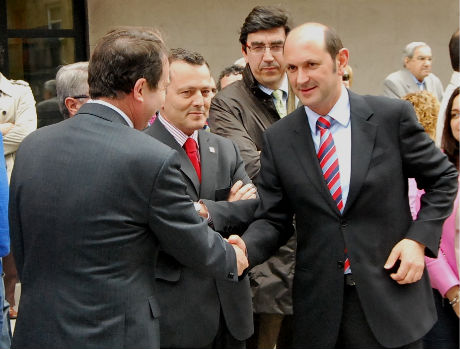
[284, 23, 348, 116]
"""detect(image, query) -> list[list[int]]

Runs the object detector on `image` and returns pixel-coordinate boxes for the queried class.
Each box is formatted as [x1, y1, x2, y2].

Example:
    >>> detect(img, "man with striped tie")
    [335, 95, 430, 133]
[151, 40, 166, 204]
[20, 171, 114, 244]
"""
[234, 22, 458, 349]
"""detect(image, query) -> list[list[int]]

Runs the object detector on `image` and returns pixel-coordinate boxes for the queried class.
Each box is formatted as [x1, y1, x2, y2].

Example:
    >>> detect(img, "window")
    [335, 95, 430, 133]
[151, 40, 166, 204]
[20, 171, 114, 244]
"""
[0, 0, 87, 102]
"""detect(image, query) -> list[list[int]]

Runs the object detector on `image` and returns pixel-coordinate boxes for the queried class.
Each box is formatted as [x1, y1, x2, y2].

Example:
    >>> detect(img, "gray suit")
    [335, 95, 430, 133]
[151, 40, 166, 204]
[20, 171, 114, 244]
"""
[145, 120, 256, 348]
[382, 68, 443, 101]
[9, 102, 239, 349]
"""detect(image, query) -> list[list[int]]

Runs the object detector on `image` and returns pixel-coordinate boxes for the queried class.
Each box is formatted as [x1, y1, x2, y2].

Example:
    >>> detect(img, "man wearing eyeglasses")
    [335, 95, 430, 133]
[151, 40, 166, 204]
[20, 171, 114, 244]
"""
[209, 6, 296, 349]
[56, 61, 90, 119]
[382, 42, 443, 101]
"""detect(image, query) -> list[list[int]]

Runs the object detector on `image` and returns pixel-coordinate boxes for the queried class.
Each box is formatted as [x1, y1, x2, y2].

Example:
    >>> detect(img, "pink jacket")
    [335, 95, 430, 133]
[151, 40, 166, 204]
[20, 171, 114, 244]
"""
[409, 178, 460, 297]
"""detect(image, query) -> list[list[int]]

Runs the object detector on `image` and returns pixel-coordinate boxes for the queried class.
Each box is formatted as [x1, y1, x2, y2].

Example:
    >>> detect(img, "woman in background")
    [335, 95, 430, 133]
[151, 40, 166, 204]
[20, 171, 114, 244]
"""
[423, 87, 459, 349]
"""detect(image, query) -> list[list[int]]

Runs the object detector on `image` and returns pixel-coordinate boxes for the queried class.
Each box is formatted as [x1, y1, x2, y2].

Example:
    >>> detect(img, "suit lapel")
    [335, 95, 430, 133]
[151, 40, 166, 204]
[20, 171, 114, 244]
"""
[343, 91, 377, 214]
[402, 69, 419, 93]
[289, 108, 341, 213]
[146, 121, 200, 196]
[198, 130, 217, 198]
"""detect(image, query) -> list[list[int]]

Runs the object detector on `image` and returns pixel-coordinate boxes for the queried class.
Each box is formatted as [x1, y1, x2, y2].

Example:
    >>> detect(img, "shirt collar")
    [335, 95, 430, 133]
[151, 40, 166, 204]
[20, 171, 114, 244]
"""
[304, 85, 350, 133]
[409, 71, 426, 87]
[258, 74, 289, 97]
[87, 99, 134, 128]
[157, 113, 199, 148]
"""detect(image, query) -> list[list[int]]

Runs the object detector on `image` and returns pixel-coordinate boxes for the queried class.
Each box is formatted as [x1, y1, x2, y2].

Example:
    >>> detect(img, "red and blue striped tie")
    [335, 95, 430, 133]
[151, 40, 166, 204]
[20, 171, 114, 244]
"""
[317, 116, 350, 273]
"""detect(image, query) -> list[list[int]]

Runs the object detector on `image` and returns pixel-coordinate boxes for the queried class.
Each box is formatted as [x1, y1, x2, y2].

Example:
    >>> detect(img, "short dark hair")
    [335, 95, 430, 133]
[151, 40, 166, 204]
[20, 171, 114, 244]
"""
[239, 6, 290, 51]
[324, 26, 343, 61]
[217, 64, 244, 90]
[88, 27, 167, 99]
[169, 48, 209, 68]
[442, 87, 459, 170]
[449, 29, 459, 72]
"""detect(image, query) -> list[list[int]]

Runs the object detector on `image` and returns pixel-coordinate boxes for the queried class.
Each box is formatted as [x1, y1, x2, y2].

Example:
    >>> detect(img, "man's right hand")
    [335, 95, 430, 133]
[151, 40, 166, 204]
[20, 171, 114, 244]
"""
[227, 235, 248, 276]
[227, 180, 256, 202]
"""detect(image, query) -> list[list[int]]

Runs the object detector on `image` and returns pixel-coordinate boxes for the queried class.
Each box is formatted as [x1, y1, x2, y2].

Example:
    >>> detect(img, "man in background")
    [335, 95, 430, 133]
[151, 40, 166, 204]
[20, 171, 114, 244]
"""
[209, 6, 296, 349]
[217, 64, 244, 91]
[56, 61, 89, 119]
[36, 79, 63, 128]
[383, 42, 443, 101]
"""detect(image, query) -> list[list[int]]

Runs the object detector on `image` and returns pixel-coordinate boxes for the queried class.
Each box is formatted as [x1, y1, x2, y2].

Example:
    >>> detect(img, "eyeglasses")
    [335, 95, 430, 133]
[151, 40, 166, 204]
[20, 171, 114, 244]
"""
[246, 43, 284, 55]
[71, 95, 89, 99]
[342, 74, 350, 82]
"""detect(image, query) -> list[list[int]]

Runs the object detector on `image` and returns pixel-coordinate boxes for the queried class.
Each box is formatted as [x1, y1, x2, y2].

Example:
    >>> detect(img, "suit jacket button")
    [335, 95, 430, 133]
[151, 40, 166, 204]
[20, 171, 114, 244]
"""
[227, 272, 235, 279]
[337, 261, 344, 269]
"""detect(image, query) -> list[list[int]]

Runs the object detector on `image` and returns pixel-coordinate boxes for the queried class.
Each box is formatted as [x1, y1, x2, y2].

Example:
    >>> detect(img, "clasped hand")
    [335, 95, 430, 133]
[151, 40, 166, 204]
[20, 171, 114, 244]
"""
[227, 235, 248, 276]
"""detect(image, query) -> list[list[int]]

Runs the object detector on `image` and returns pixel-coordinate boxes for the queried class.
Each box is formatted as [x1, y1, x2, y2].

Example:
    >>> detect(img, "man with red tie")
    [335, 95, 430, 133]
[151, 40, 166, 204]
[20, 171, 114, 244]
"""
[237, 23, 458, 349]
[144, 48, 258, 349]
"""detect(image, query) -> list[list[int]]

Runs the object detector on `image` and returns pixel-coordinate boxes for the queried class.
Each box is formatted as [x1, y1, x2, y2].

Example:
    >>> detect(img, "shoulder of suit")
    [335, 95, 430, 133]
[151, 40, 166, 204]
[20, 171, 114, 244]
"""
[384, 69, 406, 82]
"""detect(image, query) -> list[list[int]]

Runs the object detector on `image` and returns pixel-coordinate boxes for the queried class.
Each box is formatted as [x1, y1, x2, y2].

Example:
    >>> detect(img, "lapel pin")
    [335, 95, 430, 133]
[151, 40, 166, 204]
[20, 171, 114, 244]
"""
[209, 146, 215, 153]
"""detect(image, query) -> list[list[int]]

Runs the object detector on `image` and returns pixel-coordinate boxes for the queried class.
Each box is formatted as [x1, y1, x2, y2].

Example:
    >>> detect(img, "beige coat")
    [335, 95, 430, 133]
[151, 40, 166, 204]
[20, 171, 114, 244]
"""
[0, 74, 37, 181]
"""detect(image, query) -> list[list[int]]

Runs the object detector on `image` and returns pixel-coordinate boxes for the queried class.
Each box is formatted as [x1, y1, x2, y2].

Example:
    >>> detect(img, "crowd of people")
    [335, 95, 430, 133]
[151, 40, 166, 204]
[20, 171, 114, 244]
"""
[0, 5, 458, 349]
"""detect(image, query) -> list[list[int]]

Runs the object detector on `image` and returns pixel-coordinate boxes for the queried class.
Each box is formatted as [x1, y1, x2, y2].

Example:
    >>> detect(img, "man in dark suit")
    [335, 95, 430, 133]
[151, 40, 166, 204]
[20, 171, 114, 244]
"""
[233, 23, 458, 349]
[9, 27, 248, 349]
[145, 48, 257, 349]
[36, 79, 64, 128]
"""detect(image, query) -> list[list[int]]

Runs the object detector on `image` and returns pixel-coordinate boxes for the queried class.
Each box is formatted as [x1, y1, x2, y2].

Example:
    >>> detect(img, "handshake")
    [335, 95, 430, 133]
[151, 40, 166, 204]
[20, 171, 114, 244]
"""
[227, 235, 249, 276]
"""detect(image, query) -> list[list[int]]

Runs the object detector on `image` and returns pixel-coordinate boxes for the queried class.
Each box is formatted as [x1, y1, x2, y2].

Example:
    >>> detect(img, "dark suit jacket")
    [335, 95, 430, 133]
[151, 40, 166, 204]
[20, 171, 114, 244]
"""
[9, 103, 239, 349]
[144, 120, 256, 347]
[242, 91, 458, 348]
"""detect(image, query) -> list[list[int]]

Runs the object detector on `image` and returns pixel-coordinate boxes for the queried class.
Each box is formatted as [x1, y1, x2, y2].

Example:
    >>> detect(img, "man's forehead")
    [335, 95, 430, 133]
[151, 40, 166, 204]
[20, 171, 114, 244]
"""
[247, 27, 286, 42]
[413, 46, 432, 56]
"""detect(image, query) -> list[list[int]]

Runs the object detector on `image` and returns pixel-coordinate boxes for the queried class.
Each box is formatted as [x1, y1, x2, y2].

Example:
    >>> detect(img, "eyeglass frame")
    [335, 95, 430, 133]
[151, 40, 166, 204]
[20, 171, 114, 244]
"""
[70, 95, 90, 99]
[245, 41, 284, 55]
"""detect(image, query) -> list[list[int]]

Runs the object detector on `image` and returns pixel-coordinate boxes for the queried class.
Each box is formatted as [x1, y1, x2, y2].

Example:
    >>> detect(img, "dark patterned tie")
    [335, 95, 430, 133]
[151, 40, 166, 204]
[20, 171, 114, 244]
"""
[183, 138, 201, 182]
[316, 116, 350, 273]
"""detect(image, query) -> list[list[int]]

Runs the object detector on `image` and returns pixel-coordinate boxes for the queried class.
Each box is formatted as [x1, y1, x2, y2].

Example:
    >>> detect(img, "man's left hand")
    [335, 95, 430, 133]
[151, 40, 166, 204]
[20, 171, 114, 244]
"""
[384, 238, 425, 284]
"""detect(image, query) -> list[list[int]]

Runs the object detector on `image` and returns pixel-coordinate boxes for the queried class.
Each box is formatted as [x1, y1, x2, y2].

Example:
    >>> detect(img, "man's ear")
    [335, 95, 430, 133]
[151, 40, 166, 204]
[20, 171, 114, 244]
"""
[403, 56, 410, 67]
[337, 48, 349, 75]
[64, 97, 79, 117]
[133, 78, 148, 102]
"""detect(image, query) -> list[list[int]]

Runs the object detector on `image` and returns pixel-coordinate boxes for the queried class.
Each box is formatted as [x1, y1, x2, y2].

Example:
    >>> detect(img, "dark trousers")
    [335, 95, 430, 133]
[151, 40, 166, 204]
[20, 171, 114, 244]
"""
[423, 289, 459, 349]
[335, 284, 422, 349]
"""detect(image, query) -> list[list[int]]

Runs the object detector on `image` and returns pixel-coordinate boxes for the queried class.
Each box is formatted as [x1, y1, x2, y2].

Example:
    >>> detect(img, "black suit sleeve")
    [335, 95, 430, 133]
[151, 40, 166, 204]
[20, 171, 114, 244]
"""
[148, 150, 239, 282]
[242, 132, 294, 267]
[202, 140, 258, 237]
[399, 101, 458, 257]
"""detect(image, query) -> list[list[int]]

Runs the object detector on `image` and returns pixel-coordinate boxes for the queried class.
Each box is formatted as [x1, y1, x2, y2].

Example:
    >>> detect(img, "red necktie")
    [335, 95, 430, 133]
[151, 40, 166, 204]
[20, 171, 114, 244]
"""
[184, 138, 201, 182]
[317, 116, 350, 273]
